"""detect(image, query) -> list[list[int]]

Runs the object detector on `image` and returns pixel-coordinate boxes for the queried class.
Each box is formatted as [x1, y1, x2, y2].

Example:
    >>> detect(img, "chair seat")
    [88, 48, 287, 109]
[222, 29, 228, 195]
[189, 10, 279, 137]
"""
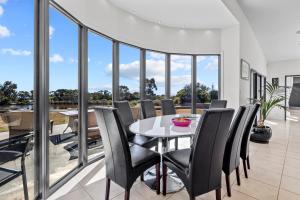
[128, 134, 158, 149]
[0, 150, 23, 165]
[130, 145, 160, 168]
[0, 167, 21, 186]
[163, 148, 191, 171]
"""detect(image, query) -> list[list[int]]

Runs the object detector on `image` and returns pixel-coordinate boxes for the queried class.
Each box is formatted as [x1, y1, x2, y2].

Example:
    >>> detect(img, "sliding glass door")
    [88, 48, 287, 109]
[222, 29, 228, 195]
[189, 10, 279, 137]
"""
[0, 0, 35, 199]
[48, 5, 80, 186]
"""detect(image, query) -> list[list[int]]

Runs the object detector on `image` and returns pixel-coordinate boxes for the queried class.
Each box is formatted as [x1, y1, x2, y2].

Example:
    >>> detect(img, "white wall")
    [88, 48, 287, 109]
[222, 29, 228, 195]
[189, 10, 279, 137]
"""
[221, 25, 240, 110]
[222, 0, 267, 106]
[268, 59, 300, 86]
[267, 59, 300, 120]
[55, 0, 221, 54]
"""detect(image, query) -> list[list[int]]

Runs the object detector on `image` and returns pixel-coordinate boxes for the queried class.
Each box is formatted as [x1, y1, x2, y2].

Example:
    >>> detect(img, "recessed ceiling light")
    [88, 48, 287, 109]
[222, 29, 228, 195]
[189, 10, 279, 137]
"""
[297, 30, 300, 34]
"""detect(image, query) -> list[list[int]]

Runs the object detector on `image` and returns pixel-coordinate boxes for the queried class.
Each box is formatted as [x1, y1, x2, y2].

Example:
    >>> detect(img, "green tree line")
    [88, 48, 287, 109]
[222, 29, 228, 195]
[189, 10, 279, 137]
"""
[0, 79, 218, 106]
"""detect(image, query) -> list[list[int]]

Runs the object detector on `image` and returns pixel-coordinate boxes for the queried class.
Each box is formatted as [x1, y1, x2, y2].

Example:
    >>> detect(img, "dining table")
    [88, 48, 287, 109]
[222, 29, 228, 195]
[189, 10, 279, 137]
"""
[129, 113, 201, 193]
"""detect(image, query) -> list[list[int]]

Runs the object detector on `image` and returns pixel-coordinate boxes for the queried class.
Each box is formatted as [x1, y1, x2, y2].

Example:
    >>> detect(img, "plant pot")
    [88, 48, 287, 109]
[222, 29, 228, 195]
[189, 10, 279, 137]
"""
[250, 125, 272, 144]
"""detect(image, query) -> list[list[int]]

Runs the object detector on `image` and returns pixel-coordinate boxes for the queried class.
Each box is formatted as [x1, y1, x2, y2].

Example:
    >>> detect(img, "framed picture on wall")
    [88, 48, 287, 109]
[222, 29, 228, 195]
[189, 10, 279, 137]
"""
[272, 78, 279, 86]
[241, 59, 250, 80]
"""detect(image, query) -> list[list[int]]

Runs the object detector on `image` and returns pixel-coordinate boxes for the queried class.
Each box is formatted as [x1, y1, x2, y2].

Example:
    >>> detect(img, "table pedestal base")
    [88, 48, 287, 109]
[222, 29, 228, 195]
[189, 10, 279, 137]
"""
[143, 168, 184, 193]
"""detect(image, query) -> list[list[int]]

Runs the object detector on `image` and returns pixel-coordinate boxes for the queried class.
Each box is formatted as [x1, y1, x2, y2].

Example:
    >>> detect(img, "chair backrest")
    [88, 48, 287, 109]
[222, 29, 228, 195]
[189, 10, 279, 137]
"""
[2, 112, 33, 138]
[94, 107, 131, 188]
[189, 108, 234, 196]
[240, 103, 260, 159]
[113, 101, 135, 126]
[88, 111, 98, 127]
[113, 101, 135, 137]
[209, 100, 227, 109]
[223, 106, 249, 174]
[140, 100, 156, 119]
[161, 99, 176, 115]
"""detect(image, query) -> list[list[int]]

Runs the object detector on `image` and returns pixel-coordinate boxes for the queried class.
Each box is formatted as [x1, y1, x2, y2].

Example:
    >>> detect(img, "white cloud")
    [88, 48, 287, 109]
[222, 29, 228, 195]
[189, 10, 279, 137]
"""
[69, 57, 78, 64]
[1, 48, 31, 56]
[0, 6, 4, 16]
[0, 25, 10, 38]
[50, 54, 64, 63]
[0, 0, 8, 3]
[204, 56, 218, 70]
[49, 25, 54, 39]
[105, 52, 194, 83]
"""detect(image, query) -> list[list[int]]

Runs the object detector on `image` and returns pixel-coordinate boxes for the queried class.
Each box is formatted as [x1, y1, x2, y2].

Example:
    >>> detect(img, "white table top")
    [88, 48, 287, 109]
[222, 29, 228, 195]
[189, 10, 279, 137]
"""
[129, 114, 201, 138]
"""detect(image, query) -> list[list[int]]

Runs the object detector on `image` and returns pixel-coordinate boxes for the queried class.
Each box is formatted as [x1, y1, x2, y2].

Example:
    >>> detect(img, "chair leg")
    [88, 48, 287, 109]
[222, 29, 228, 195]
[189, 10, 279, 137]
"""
[124, 190, 130, 200]
[216, 188, 221, 200]
[140, 173, 144, 182]
[190, 197, 195, 200]
[175, 138, 178, 150]
[22, 170, 29, 200]
[162, 163, 167, 196]
[155, 144, 159, 152]
[105, 178, 111, 200]
[247, 156, 251, 170]
[156, 163, 160, 194]
[243, 159, 248, 178]
[225, 174, 231, 197]
[236, 167, 241, 186]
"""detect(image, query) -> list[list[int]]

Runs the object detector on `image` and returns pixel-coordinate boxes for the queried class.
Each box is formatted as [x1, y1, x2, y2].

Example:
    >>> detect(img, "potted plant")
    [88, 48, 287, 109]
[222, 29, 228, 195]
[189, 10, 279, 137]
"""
[250, 82, 285, 143]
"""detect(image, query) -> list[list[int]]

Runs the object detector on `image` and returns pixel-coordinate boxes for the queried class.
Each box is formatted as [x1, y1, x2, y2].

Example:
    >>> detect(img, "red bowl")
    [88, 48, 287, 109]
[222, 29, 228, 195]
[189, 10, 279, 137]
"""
[172, 118, 192, 127]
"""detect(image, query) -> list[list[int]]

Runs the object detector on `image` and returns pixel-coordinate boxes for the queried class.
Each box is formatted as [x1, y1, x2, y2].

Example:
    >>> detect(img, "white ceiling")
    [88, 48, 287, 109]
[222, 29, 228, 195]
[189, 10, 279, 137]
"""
[237, 0, 300, 62]
[108, 0, 238, 29]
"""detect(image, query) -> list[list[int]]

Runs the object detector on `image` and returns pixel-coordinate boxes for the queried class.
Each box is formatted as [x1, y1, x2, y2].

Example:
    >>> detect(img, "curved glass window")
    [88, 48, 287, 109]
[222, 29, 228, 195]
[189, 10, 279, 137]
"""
[171, 55, 192, 114]
[87, 31, 112, 160]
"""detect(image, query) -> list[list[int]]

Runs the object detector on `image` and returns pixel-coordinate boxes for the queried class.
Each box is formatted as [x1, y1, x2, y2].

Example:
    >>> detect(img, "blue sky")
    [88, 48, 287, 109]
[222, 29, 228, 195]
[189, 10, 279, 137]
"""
[0, 0, 219, 96]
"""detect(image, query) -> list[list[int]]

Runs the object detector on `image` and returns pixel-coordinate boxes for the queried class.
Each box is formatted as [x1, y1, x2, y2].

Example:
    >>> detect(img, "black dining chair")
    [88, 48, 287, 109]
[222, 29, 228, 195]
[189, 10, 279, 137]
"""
[240, 103, 260, 178]
[140, 100, 157, 119]
[160, 99, 179, 149]
[94, 107, 161, 200]
[0, 134, 33, 200]
[209, 100, 227, 109]
[113, 101, 158, 149]
[162, 108, 234, 200]
[161, 99, 176, 115]
[223, 106, 250, 196]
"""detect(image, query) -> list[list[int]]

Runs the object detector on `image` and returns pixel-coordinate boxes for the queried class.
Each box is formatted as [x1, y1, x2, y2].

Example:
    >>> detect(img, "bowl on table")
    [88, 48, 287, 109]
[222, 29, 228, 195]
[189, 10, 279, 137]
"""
[172, 117, 192, 127]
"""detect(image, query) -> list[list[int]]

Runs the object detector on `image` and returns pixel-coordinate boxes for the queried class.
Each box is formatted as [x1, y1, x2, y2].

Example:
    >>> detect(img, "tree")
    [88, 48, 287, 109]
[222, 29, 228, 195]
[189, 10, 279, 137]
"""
[176, 84, 192, 105]
[17, 91, 32, 105]
[145, 78, 157, 98]
[119, 85, 132, 101]
[0, 81, 18, 105]
[197, 83, 210, 103]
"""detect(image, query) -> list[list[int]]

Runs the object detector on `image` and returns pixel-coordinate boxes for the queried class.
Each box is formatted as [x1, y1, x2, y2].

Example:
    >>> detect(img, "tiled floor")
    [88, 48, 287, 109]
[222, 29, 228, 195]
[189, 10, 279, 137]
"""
[48, 115, 300, 200]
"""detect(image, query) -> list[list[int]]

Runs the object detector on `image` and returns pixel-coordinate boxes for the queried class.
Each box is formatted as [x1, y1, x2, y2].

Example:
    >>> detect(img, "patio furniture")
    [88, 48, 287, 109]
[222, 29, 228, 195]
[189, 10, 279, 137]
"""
[240, 103, 260, 178]
[0, 134, 33, 200]
[209, 100, 227, 109]
[0, 111, 53, 138]
[73, 111, 100, 140]
[94, 107, 161, 200]
[223, 106, 248, 196]
[162, 108, 234, 200]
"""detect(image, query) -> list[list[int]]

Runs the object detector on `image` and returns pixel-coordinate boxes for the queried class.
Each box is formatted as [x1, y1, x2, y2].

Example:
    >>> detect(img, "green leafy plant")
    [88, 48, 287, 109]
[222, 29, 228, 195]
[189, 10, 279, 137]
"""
[255, 82, 285, 127]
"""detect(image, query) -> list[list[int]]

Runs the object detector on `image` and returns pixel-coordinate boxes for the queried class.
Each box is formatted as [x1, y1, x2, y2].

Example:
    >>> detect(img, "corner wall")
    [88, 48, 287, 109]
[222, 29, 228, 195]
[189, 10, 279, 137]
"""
[222, 0, 267, 106]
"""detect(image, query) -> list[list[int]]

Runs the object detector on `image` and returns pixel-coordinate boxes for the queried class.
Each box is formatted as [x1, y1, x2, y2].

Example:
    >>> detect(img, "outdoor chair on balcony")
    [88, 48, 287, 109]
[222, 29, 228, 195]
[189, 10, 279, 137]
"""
[0, 134, 33, 200]
[0, 111, 54, 138]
